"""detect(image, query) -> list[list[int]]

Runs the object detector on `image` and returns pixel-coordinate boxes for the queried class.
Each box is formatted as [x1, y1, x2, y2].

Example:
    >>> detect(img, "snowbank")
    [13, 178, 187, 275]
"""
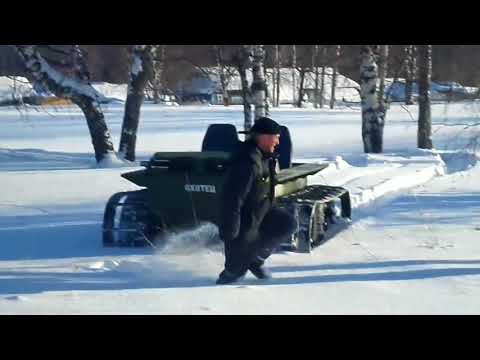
[0, 76, 34, 102]
[91, 82, 128, 103]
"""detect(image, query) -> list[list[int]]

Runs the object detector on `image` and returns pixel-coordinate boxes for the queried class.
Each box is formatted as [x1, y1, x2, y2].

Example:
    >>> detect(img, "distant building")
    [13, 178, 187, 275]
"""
[175, 67, 362, 106]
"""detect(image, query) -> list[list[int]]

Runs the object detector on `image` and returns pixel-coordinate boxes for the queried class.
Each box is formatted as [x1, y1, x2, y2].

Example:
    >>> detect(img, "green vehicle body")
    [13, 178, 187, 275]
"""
[121, 151, 328, 230]
[122, 151, 232, 229]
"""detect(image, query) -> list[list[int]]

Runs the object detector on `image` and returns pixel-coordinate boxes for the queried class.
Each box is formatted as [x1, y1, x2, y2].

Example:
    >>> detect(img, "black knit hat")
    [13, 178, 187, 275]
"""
[240, 117, 281, 135]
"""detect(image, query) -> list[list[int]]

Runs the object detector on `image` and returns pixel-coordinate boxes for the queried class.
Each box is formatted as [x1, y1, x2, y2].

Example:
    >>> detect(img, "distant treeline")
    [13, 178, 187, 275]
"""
[2, 45, 479, 87]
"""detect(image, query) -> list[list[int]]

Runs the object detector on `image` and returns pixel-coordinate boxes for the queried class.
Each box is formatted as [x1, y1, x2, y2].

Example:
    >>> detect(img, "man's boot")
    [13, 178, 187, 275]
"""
[216, 269, 246, 285]
[248, 256, 272, 280]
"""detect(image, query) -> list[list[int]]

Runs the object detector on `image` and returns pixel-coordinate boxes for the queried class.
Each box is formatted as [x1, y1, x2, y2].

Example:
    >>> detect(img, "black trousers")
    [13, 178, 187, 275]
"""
[223, 207, 297, 275]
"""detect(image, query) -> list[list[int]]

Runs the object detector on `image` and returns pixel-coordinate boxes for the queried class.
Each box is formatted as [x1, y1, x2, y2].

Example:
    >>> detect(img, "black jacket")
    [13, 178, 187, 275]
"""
[219, 140, 276, 243]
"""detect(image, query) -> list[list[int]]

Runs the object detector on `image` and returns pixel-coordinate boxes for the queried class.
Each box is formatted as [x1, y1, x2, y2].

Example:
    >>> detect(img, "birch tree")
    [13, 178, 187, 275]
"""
[417, 45, 433, 150]
[12, 45, 115, 163]
[251, 45, 269, 120]
[330, 45, 341, 109]
[275, 45, 281, 107]
[119, 45, 155, 162]
[404, 45, 417, 105]
[271, 47, 276, 107]
[213, 45, 229, 106]
[297, 67, 307, 108]
[151, 45, 167, 104]
[313, 45, 320, 108]
[292, 45, 297, 105]
[234, 45, 254, 131]
[320, 46, 327, 108]
[70, 45, 90, 82]
[377, 45, 389, 115]
[360, 45, 384, 153]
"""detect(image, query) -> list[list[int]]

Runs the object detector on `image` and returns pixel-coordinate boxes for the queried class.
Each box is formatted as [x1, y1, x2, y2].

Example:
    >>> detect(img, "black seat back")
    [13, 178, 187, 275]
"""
[202, 123, 293, 169]
[277, 125, 293, 169]
[201, 124, 241, 153]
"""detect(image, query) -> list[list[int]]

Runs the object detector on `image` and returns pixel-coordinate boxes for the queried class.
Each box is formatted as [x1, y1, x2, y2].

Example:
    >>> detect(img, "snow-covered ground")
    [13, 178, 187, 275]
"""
[1, 101, 480, 314]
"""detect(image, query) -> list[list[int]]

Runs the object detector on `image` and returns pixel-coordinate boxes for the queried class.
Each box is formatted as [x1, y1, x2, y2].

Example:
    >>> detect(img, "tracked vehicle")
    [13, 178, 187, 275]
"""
[103, 124, 351, 253]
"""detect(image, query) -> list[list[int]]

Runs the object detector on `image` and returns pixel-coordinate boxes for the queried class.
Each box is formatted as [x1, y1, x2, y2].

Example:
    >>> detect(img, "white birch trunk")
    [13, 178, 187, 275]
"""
[360, 46, 384, 154]
[152, 45, 166, 104]
[12, 45, 115, 163]
[251, 45, 269, 120]
[330, 45, 341, 109]
[119, 45, 154, 161]
[418, 45, 433, 150]
[404, 45, 416, 105]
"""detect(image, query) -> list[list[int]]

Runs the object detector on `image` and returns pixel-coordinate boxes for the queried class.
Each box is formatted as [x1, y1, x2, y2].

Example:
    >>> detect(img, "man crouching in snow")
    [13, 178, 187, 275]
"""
[217, 117, 297, 285]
